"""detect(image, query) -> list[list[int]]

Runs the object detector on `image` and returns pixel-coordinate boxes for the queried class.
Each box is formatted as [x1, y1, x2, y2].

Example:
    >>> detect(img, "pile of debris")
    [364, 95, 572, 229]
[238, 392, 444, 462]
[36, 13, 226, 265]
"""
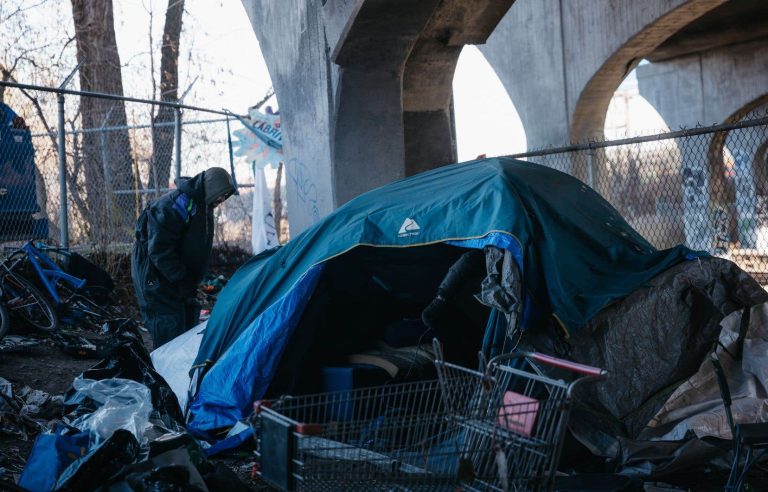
[10, 322, 251, 491]
[0, 377, 63, 442]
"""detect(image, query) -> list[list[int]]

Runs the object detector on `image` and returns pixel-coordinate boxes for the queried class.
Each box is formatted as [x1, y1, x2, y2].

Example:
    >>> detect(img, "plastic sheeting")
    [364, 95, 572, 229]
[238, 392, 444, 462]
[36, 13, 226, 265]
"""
[68, 378, 152, 446]
[65, 332, 184, 431]
[559, 257, 767, 438]
[532, 256, 768, 477]
[151, 321, 207, 413]
[642, 302, 768, 441]
[55, 429, 140, 490]
[17, 429, 89, 491]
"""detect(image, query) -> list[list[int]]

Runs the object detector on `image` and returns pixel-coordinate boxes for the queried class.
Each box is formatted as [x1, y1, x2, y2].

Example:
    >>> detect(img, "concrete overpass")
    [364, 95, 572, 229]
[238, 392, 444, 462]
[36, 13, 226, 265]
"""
[241, 0, 767, 235]
[241, 0, 514, 233]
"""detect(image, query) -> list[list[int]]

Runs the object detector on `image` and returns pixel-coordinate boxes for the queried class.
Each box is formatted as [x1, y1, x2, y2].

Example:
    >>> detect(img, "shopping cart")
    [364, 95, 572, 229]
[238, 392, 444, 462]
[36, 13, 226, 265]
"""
[252, 345, 606, 491]
[433, 343, 608, 491]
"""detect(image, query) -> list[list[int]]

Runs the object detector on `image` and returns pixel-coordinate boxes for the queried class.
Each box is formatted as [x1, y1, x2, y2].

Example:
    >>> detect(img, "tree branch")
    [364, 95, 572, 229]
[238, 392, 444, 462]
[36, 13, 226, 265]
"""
[252, 87, 275, 111]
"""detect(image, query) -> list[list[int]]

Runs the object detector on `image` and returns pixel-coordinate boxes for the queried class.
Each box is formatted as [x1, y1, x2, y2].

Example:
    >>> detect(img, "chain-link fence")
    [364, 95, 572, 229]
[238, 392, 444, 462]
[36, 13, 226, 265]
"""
[1, 81, 275, 252]
[510, 114, 768, 282]
[3, 80, 768, 281]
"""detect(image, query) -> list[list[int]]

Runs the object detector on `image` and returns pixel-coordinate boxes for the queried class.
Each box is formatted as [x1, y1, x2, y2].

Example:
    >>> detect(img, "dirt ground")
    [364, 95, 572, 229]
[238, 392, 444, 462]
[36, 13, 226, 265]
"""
[0, 246, 267, 489]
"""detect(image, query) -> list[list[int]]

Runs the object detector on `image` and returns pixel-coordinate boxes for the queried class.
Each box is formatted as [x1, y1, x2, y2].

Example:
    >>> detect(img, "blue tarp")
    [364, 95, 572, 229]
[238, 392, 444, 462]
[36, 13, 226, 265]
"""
[187, 158, 703, 435]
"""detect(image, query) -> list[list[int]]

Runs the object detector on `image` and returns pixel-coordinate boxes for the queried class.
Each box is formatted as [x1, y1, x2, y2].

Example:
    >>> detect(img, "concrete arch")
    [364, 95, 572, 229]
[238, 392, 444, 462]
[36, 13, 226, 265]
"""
[331, 0, 513, 204]
[242, 0, 515, 231]
[400, 0, 513, 176]
[330, 0, 444, 205]
[480, 0, 727, 167]
[756, 139, 768, 198]
[569, 1, 727, 146]
[710, 99, 768, 247]
[707, 94, 768, 204]
[452, 46, 527, 160]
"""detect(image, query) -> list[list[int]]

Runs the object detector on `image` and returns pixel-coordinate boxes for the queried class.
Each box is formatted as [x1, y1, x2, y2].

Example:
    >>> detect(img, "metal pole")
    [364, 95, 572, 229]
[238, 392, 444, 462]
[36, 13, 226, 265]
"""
[99, 132, 113, 219]
[225, 114, 239, 195]
[174, 106, 181, 182]
[99, 105, 115, 238]
[57, 93, 69, 248]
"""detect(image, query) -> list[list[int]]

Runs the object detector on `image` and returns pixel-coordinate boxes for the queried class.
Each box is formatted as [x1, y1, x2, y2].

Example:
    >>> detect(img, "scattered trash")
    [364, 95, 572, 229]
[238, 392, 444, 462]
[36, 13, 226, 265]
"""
[0, 335, 40, 353]
[197, 274, 229, 316]
[0, 444, 27, 483]
[67, 378, 153, 446]
[0, 376, 63, 441]
[16, 318, 250, 491]
[51, 331, 99, 358]
[16, 428, 90, 491]
[55, 428, 140, 491]
[64, 323, 184, 431]
[200, 274, 226, 294]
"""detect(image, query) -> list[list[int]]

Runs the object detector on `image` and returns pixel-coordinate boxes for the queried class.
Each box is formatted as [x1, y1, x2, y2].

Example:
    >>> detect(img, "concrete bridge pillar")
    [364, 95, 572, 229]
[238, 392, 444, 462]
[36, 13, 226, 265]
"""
[242, 0, 513, 234]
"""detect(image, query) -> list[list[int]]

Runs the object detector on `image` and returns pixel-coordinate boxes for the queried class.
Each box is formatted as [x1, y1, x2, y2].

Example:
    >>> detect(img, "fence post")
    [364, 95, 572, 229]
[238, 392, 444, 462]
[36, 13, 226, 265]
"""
[57, 93, 69, 248]
[98, 106, 116, 241]
[174, 106, 182, 182]
[99, 130, 113, 238]
[225, 114, 239, 194]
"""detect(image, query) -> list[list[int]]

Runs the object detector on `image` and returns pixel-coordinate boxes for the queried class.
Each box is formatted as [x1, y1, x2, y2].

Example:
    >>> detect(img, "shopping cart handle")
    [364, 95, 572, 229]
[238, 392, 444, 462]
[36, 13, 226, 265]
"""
[253, 400, 272, 413]
[526, 352, 606, 377]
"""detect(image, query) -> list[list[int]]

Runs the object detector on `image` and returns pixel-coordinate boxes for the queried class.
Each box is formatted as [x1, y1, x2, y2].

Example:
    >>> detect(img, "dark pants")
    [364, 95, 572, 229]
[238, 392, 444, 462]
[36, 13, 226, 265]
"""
[136, 287, 200, 349]
[131, 245, 200, 349]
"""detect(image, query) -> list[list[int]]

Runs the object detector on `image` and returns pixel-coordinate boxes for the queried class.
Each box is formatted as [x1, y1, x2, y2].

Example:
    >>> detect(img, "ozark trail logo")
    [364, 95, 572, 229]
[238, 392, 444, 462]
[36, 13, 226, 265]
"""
[398, 218, 421, 237]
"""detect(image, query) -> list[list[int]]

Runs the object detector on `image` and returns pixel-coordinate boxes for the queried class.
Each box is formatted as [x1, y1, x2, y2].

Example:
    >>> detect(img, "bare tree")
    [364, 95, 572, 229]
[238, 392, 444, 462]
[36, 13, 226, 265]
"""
[70, 0, 136, 242]
[151, 0, 185, 189]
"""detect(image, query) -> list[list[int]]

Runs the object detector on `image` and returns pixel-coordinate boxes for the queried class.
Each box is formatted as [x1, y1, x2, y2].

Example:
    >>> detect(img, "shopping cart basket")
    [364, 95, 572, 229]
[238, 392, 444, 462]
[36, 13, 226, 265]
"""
[252, 348, 606, 491]
[434, 342, 608, 491]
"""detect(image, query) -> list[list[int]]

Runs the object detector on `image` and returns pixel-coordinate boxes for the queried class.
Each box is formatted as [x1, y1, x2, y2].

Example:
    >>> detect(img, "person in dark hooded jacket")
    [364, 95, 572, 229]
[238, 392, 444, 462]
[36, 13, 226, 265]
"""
[131, 167, 235, 348]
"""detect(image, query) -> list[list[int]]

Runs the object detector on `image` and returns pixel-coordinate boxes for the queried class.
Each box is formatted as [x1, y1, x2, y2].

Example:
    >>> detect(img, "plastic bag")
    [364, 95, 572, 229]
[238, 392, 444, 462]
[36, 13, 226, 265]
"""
[67, 327, 184, 429]
[150, 321, 207, 413]
[17, 427, 89, 491]
[68, 377, 152, 446]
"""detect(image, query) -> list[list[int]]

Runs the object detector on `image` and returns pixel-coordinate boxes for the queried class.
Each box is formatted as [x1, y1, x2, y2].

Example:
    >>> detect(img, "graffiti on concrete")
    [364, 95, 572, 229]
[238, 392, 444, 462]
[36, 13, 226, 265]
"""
[681, 163, 712, 252]
[733, 149, 757, 249]
[286, 157, 320, 223]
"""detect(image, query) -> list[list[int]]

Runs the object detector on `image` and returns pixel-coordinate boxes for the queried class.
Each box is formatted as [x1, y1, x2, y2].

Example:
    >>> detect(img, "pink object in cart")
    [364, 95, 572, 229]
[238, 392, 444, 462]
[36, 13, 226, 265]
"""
[497, 391, 540, 436]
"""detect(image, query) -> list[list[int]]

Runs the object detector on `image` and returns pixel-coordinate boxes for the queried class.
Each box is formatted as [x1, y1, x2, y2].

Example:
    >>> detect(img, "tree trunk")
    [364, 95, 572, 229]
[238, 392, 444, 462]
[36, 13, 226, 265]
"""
[70, 0, 136, 244]
[152, 0, 184, 189]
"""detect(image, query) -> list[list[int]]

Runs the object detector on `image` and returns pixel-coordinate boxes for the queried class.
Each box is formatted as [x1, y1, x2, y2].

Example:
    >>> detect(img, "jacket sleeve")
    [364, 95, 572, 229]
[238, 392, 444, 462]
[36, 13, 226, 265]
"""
[146, 204, 188, 284]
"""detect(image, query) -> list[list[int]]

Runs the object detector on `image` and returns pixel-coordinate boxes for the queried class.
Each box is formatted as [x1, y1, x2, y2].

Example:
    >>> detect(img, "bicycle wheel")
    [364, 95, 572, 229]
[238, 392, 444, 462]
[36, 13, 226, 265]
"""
[0, 301, 8, 339]
[0, 271, 59, 332]
[55, 280, 120, 328]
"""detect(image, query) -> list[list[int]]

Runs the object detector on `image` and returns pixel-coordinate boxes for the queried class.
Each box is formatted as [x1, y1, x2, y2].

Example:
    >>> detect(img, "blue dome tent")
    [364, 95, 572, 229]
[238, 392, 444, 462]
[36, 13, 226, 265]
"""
[185, 157, 700, 436]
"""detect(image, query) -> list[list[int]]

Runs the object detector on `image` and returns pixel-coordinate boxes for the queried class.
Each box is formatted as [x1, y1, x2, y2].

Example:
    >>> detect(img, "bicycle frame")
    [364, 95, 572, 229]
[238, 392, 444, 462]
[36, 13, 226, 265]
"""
[8, 243, 86, 305]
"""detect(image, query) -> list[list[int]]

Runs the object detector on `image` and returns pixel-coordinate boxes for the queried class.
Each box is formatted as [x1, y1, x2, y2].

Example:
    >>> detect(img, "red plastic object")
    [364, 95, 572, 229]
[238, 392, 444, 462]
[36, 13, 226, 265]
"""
[295, 423, 324, 435]
[253, 400, 272, 413]
[526, 352, 605, 376]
